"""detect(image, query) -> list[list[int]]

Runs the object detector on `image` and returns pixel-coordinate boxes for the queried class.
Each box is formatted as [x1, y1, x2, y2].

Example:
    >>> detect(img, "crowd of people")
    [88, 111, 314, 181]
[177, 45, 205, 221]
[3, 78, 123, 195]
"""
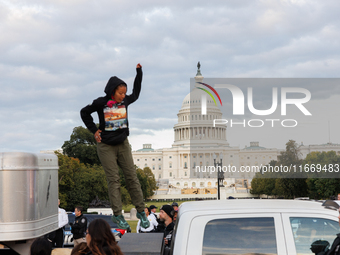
[134, 202, 178, 250]
[29, 201, 179, 255]
[31, 218, 123, 255]
[30, 194, 340, 255]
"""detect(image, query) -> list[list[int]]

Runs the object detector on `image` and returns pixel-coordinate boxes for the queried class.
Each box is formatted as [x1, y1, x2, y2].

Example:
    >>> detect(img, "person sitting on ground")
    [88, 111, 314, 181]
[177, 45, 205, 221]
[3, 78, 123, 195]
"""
[136, 207, 158, 233]
[86, 218, 123, 255]
[30, 237, 52, 255]
[71, 242, 90, 255]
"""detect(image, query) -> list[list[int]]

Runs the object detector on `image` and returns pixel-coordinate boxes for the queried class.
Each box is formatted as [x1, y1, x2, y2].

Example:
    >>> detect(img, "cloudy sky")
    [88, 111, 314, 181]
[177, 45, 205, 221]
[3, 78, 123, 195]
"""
[1, 0, 340, 153]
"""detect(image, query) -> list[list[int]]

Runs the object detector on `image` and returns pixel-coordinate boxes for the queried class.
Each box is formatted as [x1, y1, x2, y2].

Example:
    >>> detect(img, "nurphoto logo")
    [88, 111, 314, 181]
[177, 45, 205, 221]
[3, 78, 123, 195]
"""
[196, 82, 222, 115]
[197, 82, 312, 128]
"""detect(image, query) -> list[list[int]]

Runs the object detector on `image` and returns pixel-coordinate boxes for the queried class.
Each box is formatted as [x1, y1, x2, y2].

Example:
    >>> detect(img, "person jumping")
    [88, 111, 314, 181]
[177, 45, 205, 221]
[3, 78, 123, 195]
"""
[80, 63, 150, 230]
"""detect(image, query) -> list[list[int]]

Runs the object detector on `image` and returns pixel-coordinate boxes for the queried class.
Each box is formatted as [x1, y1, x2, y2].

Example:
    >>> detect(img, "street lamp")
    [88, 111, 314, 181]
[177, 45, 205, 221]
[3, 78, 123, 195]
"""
[213, 153, 224, 200]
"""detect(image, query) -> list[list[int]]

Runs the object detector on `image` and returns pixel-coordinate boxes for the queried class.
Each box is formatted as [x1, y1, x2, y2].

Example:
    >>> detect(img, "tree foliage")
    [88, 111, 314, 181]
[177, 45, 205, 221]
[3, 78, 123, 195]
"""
[120, 186, 132, 205]
[57, 152, 108, 211]
[250, 160, 283, 197]
[250, 140, 340, 199]
[250, 173, 278, 197]
[272, 140, 308, 198]
[58, 126, 159, 210]
[62, 126, 100, 165]
[137, 167, 158, 199]
[305, 151, 340, 199]
[119, 166, 158, 202]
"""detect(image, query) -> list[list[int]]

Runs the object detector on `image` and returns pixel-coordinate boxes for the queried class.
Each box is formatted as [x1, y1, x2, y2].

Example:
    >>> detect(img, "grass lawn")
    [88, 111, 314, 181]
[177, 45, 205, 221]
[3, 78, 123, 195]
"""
[126, 220, 139, 233]
[122, 200, 190, 214]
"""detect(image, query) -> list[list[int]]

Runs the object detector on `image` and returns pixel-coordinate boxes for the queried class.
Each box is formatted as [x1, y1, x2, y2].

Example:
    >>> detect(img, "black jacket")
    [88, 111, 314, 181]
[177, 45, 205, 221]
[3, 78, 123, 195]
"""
[71, 214, 87, 239]
[164, 222, 174, 247]
[80, 68, 142, 145]
[154, 221, 174, 247]
[328, 233, 340, 255]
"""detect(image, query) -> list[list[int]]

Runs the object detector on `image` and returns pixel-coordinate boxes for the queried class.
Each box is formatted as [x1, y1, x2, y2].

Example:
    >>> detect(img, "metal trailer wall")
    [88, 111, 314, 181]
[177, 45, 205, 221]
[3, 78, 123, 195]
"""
[0, 152, 59, 245]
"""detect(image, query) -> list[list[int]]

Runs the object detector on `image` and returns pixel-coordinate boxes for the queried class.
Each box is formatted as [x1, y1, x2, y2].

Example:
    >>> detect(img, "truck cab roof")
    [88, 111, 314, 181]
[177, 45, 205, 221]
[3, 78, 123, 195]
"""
[178, 199, 338, 216]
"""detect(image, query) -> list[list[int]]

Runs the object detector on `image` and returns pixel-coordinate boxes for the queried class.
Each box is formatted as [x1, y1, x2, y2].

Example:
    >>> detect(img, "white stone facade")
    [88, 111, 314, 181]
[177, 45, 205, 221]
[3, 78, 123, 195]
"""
[133, 143, 279, 190]
[298, 142, 340, 159]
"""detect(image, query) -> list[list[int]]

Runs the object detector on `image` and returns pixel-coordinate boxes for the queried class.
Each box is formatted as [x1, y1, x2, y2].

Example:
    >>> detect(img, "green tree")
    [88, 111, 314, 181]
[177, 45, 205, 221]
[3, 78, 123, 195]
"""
[278, 140, 302, 165]
[136, 167, 158, 199]
[62, 126, 100, 165]
[250, 172, 266, 196]
[56, 152, 108, 211]
[60, 127, 158, 208]
[250, 173, 279, 197]
[119, 166, 158, 201]
[57, 151, 82, 209]
[304, 151, 340, 199]
[120, 186, 132, 205]
[275, 140, 308, 198]
[250, 160, 278, 197]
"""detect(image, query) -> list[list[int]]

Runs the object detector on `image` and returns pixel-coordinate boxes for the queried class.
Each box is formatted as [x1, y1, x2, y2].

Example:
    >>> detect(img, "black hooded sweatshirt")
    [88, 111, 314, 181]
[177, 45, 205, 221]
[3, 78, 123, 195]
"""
[80, 68, 142, 145]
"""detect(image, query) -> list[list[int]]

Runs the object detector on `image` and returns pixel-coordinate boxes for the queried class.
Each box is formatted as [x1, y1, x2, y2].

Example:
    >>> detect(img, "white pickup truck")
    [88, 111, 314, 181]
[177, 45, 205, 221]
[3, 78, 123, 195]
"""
[120, 199, 340, 255]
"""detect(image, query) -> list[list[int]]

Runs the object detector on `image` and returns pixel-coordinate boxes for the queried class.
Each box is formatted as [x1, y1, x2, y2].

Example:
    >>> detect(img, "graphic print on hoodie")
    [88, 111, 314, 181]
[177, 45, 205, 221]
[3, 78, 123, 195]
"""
[80, 67, 142, 145]
[104, 104, 127, 131]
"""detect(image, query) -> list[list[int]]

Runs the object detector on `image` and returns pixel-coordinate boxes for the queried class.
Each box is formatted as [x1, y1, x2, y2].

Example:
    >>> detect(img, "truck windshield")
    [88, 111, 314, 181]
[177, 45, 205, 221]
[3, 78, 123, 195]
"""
[290, 217, 340, 255]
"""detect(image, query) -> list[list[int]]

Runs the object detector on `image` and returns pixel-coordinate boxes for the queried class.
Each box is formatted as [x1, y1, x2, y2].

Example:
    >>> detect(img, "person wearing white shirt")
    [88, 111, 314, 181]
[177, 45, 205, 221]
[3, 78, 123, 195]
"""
[55, 199, 68, 247]
[149, 205, 159, 226]
[136, 207, 158, 233]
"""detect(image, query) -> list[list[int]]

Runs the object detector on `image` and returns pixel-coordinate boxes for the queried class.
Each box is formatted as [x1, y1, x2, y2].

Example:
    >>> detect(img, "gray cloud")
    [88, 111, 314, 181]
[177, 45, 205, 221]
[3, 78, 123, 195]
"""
[1, 0, 340, 152]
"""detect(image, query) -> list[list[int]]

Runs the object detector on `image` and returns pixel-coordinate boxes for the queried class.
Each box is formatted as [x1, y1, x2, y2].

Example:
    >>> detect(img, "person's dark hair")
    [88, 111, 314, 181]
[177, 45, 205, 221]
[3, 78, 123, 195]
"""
[145, 207, 151, 214]
[30, 237, 52, 255]
[71, 242, 90, 255]
[113, 84, 127, 94]
[75, 206, 84, 213]
[87, 219, 123, 255]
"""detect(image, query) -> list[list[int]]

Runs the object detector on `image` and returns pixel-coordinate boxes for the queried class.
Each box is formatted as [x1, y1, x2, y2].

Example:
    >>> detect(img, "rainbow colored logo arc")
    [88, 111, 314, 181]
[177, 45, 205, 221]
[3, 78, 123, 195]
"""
[196, 82, 222, 106]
